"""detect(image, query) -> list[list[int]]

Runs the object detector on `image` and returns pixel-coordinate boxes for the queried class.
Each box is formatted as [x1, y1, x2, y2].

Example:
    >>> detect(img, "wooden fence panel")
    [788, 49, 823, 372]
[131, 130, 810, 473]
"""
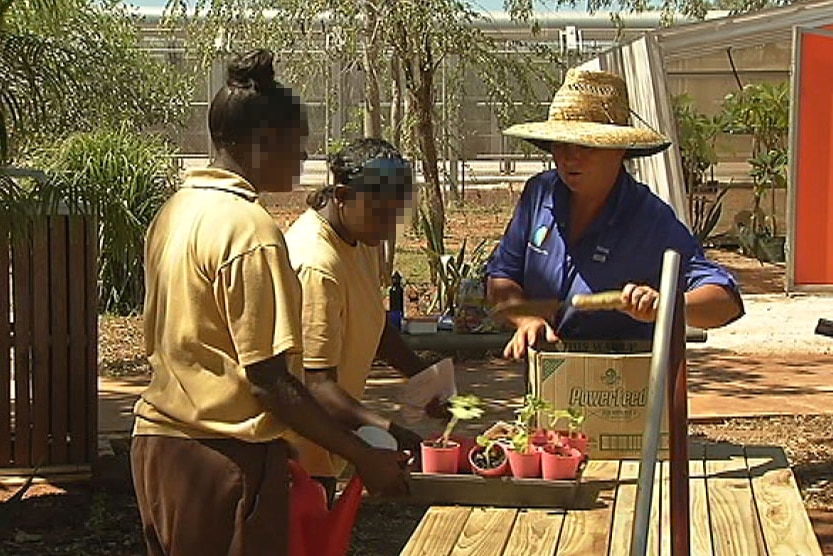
[1, 215, 98, 470]
[68, 217, 88, 463]
[0, 229, 11, 466]
[12, 228, 32, 467]
[48, 217, 70, 463]
[31, 219, 51, 466]
[85, 218, 98, 463]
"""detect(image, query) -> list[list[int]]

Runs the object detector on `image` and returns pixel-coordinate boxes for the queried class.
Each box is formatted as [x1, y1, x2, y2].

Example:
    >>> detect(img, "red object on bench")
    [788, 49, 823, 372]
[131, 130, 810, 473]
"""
[289, 460, 364, 556]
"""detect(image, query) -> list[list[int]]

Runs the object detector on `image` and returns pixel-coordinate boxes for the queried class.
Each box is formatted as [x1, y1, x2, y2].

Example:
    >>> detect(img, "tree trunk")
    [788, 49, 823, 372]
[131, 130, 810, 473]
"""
[413, 64, 445, 275]
[389, 56, 403, 150]
[361, 3, 382, 138]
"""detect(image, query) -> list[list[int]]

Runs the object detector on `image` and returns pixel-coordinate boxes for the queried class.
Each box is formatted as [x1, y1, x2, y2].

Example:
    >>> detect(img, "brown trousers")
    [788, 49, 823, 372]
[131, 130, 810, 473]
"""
[131, 435, 290, 556]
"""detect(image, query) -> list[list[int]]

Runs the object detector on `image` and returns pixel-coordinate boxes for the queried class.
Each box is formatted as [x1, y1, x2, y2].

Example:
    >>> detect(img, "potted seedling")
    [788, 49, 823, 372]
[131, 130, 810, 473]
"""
[421, 394, 484, 474]
[540, 436, 584, 481]
[507, 428, 541, 478]
[468, 435, 509, 477]
[549, 406, 588, 455]
[505, 395, 548, 478]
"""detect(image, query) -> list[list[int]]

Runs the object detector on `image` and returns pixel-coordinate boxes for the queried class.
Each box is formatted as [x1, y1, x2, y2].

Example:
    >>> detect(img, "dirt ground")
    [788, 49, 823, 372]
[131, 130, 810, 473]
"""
[3, 188, 832, 555]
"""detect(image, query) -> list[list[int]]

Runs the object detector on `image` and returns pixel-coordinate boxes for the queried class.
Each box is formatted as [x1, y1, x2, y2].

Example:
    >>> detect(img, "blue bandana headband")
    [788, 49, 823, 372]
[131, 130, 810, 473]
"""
[346, 156, 414, 199]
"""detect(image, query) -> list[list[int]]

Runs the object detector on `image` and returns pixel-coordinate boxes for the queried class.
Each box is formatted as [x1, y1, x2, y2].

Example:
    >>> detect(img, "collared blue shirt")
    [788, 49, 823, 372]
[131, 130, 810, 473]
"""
[486, 170, 740, 341]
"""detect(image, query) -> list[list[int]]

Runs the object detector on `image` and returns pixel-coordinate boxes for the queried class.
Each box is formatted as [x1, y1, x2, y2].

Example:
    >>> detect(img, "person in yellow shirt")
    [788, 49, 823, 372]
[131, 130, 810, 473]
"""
[131, 50, 408, 556]
[285, 138, 446, 501]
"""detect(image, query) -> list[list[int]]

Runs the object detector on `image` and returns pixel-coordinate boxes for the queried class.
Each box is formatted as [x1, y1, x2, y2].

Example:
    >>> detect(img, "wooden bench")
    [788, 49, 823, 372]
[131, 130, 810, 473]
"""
[400, 442, 823, 556]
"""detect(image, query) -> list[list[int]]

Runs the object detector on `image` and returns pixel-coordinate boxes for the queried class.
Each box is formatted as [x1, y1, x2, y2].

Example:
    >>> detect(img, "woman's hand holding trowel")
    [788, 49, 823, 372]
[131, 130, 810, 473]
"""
[491, 286, 663, 360]
[619, 283, 660, 323]
[493, 284, 665, 359]
[490, 289, 626, 321]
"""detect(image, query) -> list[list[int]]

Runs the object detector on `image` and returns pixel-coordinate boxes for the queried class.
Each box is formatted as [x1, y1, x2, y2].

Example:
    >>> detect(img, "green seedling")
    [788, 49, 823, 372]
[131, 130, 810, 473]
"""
[439, 394, 484, 447]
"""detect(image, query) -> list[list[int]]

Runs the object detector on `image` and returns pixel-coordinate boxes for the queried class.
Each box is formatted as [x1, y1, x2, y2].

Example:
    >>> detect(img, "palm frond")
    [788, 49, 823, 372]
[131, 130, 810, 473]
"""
[0, 30, 78, 158]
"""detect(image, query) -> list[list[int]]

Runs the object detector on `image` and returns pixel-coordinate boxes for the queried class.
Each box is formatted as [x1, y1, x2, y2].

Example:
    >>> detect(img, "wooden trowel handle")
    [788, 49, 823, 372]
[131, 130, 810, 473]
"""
[570, 290, 625, 311]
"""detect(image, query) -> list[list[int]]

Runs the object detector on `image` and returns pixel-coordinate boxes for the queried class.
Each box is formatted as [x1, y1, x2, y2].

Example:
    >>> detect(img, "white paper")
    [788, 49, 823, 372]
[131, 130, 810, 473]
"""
[399, 358, 457, 424]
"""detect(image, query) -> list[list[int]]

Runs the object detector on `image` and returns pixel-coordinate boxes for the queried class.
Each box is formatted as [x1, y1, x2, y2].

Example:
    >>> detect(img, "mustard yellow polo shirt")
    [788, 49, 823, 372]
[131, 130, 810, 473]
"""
[133, 168, 303, 442]
[284, 209, 386, 476]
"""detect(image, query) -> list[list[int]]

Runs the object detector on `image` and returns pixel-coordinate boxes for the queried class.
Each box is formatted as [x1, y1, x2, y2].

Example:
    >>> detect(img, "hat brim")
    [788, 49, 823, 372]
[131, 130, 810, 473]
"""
[503, 120, 671, 158]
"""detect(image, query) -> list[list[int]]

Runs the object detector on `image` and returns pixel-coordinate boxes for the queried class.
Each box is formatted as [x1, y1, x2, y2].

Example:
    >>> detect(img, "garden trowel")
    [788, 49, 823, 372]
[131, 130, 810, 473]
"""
[490, 290, 626, 320]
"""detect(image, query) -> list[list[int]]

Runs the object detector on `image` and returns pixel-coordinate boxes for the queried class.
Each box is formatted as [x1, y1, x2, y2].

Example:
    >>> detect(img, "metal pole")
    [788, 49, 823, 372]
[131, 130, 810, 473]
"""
[629, 249, 681, 556]
[669, 291, 690, 556]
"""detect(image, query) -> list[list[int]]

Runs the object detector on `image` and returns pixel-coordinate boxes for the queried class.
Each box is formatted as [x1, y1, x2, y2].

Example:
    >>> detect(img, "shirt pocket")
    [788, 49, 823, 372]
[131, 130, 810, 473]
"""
[526, 241, 549, 257]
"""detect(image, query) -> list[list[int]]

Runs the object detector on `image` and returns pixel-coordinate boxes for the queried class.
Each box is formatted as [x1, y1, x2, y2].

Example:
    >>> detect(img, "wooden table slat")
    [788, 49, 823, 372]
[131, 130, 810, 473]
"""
[746, 445, 823, 556]
[400, 506, 472, 556]
[450, 507, 518, 556]
[647, 460, 662, 556]
[501, 509, 564, 556]
[689, 458, 714, 556]
[608, 460, 639, 556]
[705, 444, 767, 556]
[553, 460, 620, 556]
[400, 446, 823, 556]
[659, 461, 671, 556]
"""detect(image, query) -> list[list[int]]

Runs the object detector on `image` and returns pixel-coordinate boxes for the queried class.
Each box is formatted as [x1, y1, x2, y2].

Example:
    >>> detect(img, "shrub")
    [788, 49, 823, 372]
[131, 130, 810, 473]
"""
[38, 126, 177, 315]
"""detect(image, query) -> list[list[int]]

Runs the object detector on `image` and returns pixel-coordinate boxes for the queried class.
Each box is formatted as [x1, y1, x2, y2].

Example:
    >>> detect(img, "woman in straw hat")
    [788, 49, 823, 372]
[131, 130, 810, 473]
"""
[486, 69, 744, 359]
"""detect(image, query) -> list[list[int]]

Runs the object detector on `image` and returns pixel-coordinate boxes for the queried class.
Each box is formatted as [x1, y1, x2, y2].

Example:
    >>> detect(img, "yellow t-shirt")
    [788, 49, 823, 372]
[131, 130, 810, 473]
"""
[133, 167, 304, 442]
[284, 209, 386, 476]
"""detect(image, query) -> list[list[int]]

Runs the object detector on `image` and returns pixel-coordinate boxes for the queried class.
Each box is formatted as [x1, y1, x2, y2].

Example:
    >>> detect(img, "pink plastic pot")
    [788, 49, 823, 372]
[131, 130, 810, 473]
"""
[420, 441, 460, 474]
[541, 446, 582, 480]
[468, 445, 509, 478]
[507, 447, 541, 478]
[428, 434, 476, 473]
[530, 428, 550, 448]
[568, 433, 589, 455]
[554, 430, 589, 455]
[453, 436, 477, 473]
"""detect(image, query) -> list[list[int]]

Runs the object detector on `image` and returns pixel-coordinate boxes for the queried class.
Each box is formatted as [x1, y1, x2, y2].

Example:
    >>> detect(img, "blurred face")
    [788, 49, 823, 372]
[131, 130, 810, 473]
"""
[337, 186, 413, 246]
[333, 157, 415, 245]
[551, 143, 626, 199]
[247, 120, 309, 193]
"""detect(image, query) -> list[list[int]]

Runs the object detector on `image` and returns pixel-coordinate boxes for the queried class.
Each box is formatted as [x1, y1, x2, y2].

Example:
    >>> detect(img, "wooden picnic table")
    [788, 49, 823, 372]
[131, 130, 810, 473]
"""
[400, 442, 823, 556]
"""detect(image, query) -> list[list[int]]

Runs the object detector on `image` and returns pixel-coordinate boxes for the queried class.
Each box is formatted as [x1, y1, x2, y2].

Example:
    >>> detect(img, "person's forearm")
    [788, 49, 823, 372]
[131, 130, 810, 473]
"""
[487, 277, 531, 327]
[307, 378, 391, 431]
[377, 322, 426, 378]
[684, 284, 744, 329]
[245, 359, 370, 464]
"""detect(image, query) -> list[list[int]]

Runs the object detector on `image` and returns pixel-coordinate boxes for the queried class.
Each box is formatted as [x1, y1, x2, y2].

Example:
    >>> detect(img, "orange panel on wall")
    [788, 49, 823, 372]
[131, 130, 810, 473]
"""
[793, 30, 833, 286]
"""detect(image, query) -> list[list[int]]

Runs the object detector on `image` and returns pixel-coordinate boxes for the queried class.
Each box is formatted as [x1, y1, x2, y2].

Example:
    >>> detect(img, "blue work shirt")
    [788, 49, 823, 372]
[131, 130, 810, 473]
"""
[486, 170, 739, 341]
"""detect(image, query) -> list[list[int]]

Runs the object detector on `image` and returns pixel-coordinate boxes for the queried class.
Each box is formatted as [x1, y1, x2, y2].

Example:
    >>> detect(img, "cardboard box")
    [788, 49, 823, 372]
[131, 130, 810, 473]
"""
[528, 341, 668, 460]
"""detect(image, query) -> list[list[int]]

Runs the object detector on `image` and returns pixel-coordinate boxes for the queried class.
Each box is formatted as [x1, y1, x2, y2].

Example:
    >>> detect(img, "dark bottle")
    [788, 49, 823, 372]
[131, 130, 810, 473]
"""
[388, 271, 404, 331]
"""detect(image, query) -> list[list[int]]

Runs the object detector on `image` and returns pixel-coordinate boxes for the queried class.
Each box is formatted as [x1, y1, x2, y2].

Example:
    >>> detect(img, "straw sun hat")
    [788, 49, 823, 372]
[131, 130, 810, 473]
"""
[503, 68, 671, 158]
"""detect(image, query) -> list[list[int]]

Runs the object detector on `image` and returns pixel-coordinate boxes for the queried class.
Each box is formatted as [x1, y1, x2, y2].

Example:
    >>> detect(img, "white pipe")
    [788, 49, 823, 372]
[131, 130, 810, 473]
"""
[629, 249, 681, 556]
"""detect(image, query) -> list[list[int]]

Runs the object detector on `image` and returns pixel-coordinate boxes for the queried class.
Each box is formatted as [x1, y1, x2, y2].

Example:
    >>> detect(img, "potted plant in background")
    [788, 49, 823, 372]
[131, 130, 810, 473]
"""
[548, 406, 588, 455]
[672, 93, 731, 247]
[722, 81, 789, 263]
[421, 394, 484, 474]
[423, 237, 490, 329]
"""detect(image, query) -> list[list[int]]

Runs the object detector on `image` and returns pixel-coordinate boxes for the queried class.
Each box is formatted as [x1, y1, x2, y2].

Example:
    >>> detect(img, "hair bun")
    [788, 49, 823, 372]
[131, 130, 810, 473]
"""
[226, 49, 275, 91]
